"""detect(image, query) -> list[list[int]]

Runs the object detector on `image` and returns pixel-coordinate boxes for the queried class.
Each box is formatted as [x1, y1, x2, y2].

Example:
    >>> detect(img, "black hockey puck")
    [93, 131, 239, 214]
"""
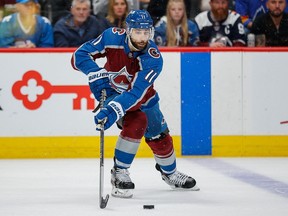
[143, 205, 154, 209]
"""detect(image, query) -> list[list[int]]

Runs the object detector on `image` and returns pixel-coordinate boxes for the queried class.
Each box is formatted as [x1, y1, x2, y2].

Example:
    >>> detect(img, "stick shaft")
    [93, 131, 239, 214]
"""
[99, 128, 104, 204]
[99, 89, 108, 208]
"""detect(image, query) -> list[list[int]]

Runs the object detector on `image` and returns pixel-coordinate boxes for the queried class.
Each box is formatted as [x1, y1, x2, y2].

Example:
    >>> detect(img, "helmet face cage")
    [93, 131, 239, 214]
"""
[126, 10, 154, 40]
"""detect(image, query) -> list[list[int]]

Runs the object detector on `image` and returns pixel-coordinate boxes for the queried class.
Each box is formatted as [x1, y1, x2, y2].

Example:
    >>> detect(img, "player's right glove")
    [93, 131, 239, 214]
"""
[94, 101, 125, 130]
[88, 68, 117, 101]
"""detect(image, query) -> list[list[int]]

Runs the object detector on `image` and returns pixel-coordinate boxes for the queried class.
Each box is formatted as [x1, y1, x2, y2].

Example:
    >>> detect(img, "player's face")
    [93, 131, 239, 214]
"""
[210, 0, 229, 21]
[169, 2, 185, 25]
[267, 0, 286, 17]
[71, 2, 90, 25]
[113, 0, 127, 18]
[130, 28, 151, 50]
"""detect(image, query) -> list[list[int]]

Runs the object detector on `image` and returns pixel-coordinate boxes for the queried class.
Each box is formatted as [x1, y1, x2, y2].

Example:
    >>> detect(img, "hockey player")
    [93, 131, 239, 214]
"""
[71, 10, 199, 198]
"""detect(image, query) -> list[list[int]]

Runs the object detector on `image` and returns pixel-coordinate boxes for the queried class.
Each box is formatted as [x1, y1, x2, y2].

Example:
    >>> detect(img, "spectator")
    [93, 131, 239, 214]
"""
[53, 0, 110, 47]
[106, 0, 129, 28]
[38, 0, 71, 25]
[0, 0, 53, 48]
[235, 0, 288, 33]
[0, 0, 16, 22]
[251, 0, 288, 46]
[194, 0, 246, 47]
[154, 0, 199, 46]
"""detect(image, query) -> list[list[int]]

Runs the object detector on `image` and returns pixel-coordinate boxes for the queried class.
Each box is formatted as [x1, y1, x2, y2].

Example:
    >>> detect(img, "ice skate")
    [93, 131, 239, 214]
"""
[156, 164, 200, 191]
[111, 167, 135, 198]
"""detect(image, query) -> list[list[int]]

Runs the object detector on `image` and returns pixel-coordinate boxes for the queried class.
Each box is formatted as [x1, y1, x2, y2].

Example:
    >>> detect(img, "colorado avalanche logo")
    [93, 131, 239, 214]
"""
[148, 48, 160, 58]
[109, 66, 132, 93]
[112, 27, 126, 35]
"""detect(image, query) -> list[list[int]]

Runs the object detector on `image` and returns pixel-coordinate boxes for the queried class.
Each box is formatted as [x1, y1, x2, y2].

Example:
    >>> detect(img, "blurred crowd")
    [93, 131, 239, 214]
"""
[0, 0, 288, 48]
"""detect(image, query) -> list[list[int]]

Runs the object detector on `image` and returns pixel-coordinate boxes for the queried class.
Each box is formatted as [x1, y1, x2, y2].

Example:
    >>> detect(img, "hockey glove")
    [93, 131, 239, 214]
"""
[95, 101, 125, 130]
[88, 69, 117, 101]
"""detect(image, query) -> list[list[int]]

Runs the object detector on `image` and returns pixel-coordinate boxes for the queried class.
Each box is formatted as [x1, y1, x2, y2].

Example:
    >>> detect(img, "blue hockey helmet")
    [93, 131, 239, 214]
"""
[126, 10, 154, 43]
[125, 10, 153, 30]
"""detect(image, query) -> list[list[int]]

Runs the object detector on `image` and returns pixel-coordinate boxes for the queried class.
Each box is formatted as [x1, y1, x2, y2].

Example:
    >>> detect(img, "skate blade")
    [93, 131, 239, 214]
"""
[111, 187, 133, 198]
[190, 185, 200, 191]
[170, 184, 200, 191]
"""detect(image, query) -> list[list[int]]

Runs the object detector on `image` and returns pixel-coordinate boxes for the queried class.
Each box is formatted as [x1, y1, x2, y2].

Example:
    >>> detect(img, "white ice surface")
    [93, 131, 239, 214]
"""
[0, 158, 287, 216]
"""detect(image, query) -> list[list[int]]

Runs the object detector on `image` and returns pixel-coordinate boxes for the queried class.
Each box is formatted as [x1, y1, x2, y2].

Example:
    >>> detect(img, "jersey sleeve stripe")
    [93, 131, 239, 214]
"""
[145, 70, 157, 83]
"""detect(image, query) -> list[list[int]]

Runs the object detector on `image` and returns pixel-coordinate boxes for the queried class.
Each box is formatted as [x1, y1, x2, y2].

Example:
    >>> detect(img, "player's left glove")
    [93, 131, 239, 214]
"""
[95, 101, 125, 130]
[88, 69, 117, 101]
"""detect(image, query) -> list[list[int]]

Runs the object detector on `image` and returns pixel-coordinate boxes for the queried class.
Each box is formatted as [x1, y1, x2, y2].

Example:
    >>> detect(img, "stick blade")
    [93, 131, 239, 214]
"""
[100, 194, 109, 209]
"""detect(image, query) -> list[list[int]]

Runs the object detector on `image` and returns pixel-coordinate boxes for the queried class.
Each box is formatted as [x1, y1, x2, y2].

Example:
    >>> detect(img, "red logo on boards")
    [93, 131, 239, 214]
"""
[12, 70, 95, 110]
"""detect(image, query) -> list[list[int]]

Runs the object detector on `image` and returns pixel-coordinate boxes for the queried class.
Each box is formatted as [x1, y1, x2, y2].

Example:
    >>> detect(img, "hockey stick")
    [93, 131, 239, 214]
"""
[95, 89, 109, 209]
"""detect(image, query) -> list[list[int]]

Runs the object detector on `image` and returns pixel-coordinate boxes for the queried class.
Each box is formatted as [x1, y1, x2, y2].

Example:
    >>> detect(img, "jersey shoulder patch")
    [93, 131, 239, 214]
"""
[101, 27, 126, 48]
[111, 27, 126, 35]
[148, 47, 161, 59]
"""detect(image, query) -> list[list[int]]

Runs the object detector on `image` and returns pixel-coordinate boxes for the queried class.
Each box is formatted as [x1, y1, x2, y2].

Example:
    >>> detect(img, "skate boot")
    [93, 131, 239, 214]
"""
[156, 164, 200, 191]
[111, 167, 135, 198]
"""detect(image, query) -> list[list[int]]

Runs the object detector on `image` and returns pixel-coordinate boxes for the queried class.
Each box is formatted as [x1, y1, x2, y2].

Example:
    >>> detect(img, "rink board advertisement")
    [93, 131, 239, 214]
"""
[0, 50, 181, 158]
[0, 48, 288, 158]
